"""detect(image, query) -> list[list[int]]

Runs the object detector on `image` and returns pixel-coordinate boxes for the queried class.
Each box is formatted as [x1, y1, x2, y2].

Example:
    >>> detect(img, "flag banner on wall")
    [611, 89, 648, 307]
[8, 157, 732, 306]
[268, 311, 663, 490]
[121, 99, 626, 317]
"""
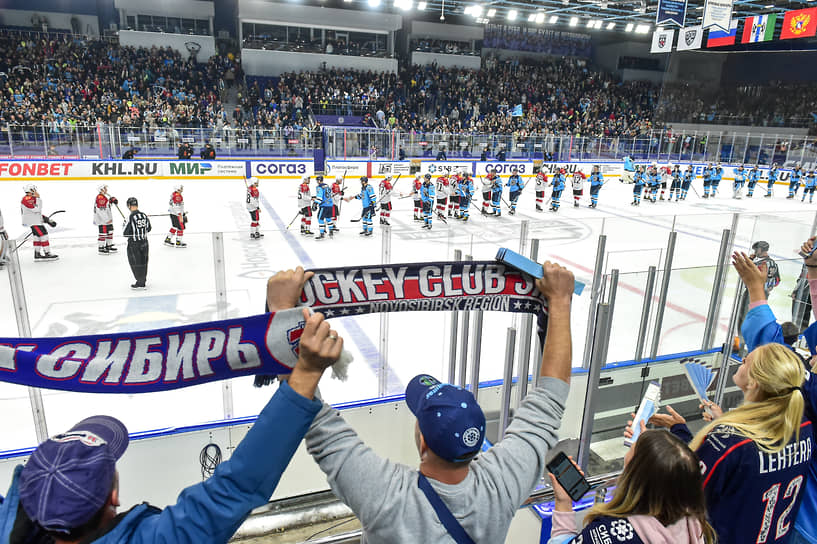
[706, 19, 739, 46]
[0, 261, 585, 394]
[780, 7, 817, 40]
[650, 28, 676, 52]
[657, 0, 688, 26]
[741, 14, 777, 43]
[702, 0, 734, 31]
[676, 25, 704, 50]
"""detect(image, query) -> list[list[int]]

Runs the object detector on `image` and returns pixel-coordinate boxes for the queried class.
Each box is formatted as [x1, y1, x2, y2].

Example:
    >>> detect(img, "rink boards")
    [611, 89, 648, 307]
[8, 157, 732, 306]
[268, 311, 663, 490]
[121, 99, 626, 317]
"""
[0, 158, 800, 184]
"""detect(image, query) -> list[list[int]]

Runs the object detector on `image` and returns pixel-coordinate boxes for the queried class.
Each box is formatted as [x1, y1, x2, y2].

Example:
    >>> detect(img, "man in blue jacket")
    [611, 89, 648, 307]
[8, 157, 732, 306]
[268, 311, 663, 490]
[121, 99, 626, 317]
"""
[0, 268, 341, 544]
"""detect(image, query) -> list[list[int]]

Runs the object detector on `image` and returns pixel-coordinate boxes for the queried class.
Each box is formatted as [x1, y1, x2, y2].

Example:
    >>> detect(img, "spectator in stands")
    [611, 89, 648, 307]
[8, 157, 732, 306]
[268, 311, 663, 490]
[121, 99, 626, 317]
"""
[0, 268, 341, 544]
[642, 251, 811, 544]
[122, 147, 139, 159]
[548, 431, 715, 544]
[739, 236, 817, 544]
[286, 261, 574, 543]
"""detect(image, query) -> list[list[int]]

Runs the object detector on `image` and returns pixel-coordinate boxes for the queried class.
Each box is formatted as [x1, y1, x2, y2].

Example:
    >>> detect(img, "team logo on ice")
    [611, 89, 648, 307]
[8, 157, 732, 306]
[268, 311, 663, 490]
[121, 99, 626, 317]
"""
[685, 29, 697, 45]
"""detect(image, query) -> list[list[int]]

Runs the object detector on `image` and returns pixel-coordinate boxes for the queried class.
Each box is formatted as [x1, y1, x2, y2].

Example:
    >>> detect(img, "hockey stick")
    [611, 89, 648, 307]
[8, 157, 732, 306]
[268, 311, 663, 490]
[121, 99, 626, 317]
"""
[15, 210, 66, 251]
[286, 210, 301, 229]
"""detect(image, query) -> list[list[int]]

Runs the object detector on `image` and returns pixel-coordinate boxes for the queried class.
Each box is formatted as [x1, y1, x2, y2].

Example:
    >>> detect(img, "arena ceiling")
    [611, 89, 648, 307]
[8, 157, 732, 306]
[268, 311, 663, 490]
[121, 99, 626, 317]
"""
[414, 0, 817, 29]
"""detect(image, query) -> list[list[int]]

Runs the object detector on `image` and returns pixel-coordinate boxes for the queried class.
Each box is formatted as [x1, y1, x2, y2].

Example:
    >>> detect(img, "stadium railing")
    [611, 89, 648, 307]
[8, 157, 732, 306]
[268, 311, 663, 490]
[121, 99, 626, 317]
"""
[2, 123, 813, 165]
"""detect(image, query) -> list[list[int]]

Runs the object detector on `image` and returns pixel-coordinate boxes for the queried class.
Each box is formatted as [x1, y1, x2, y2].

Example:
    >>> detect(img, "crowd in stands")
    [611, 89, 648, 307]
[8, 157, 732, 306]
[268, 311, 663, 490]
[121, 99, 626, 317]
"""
[411, 38, 479, 56]
[655, 81, 817, 127]
[0, 31, 240, 133]
[242, 58, 657, 138]
[483, 25, 593, 58]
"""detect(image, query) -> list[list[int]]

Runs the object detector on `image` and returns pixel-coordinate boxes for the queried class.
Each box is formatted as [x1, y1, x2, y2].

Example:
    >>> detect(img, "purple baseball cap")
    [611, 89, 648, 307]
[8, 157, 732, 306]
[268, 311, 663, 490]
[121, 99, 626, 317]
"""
[19, 415, 129, 532]
[406, 374, 486, 463]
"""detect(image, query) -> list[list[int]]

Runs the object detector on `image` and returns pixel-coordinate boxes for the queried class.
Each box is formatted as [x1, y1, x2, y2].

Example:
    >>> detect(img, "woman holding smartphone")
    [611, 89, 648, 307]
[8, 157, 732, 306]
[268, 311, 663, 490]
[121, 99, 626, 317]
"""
[547, 430, 714, 544]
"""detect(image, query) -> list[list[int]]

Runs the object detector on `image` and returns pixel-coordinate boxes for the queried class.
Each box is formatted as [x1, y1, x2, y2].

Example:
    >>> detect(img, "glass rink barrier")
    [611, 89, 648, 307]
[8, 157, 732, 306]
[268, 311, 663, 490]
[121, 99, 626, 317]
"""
[1, 207, 815, 543]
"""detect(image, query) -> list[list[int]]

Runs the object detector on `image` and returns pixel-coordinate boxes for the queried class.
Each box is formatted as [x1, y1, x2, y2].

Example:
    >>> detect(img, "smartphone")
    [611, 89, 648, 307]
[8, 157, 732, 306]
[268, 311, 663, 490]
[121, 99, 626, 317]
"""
[799, 245, 817, 259]
[496, 248, 586, 295]
[496, 247, 543, 278]
[624, 381, 661, 448]
[546, 451, 592, 502]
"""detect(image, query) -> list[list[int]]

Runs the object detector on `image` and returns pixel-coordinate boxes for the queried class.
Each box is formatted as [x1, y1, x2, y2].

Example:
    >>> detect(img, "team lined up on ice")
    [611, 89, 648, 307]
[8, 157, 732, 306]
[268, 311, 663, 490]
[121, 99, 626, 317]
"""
[622, 156, 817, 204]
[1, 183, 197, 263]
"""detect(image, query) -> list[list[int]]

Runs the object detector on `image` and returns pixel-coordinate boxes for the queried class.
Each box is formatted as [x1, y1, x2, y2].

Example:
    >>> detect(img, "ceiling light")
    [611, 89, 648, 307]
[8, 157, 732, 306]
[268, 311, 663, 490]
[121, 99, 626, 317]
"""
[536, 11, 545, 23]
[586, 19, 595, 27]
[764, 4, 773, 7]
[507, 9, 517, 20]
[625, 22, 634, 32]
[635, 24, 650, 33]
[487, 8, 496, 17]
[570, 16, 579, 26]
[417, 1, 426, 8]
[394, 0, 412, 9]
[368, 0, 380, 6]
[549, 15, 558, 23]
[606, 21, 615, 29]
[528, 13, 536, 21]
[463, 5, 471, 14]
[471, 4, 482, 16]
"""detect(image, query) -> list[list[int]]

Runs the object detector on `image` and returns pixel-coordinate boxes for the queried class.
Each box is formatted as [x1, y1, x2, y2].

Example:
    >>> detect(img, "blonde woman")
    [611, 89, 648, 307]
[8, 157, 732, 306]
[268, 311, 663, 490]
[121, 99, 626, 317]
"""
[548, 431, 715, 544]
[646, 254, 813, 544]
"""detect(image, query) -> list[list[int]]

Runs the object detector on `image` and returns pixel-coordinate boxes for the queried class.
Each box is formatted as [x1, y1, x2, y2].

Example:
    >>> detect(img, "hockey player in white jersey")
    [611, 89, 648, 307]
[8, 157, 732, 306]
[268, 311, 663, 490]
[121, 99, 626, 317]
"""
[21, 184, 58, 261]
[571, 171, 586, 207]
[93, 185, 119, 254]
[481, 172, 494, 215]
[534, 169, 548, 212]
[246, 177, 263, 239]
[297, 176, 313, 236]
[379, 175, 394, 225]
[164, 184, 187, 248]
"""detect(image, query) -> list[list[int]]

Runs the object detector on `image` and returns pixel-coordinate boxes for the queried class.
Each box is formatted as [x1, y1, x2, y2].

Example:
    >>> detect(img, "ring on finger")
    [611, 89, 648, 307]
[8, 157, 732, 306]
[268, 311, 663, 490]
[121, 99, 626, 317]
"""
[329, 334, 338, 340]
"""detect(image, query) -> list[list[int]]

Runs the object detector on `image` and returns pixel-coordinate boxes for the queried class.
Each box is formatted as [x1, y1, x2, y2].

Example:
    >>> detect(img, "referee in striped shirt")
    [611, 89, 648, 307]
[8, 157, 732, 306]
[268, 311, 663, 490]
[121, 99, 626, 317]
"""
[122, 197, 151, 289]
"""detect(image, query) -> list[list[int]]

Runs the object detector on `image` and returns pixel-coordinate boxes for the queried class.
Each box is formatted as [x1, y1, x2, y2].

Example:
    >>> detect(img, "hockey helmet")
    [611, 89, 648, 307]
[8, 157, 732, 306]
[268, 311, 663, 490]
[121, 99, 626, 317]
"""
[737, 165, 744, 170]
[385, 174, 392, 180]
[559, 168, 566, 174]
[174, 184, 184, 192]
[752, 240, 770, 253]
[772, 162, 778, 167]
[686, 165, 693, 170]
[23, 184, 37, 193]
[97, 184, 108, 194]
[424, 173, 431, 180]
[316, 175, 324, 182]
[302, 176, 310, 183]
[674, 164, 680, 169]
[126, 197, 138, 207]
[360, 176, 368, 184]
[336, 176, 343, 182]
[248, 177, 260, 186]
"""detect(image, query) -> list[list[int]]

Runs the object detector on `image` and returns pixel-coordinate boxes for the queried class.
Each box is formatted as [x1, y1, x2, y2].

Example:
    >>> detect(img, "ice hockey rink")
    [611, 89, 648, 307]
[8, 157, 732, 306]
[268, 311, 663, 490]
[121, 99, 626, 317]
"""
[0, 174, 813, 451]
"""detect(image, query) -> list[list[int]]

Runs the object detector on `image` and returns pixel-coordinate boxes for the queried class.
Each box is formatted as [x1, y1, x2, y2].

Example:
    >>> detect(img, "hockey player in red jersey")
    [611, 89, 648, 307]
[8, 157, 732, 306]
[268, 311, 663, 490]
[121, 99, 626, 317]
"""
[21, 184, 58, 261]
[246, 177, 263, 239]
[379, 175, 394, 226]
[331, 176, 344, 231]
[483, 167, 499, 215]
[449, 170, 462, 218]
[164, 184, 187, 248]
[571, 170, 586, 207]
[93, 185, 119, 255]
[534, 169, 548, 212]
[436, 173, 450, 219]
[411, 175, 424, 221]
[297, 176, 313, 236]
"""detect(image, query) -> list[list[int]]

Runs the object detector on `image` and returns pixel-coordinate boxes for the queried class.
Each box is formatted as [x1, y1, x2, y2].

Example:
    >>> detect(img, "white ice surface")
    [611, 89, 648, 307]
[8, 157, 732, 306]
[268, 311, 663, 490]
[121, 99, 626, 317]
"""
[0, 176, 811, 450]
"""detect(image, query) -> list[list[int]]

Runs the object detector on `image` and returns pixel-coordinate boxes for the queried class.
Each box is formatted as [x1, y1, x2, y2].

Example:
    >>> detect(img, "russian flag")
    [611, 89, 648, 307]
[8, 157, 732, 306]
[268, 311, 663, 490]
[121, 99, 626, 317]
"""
[707, 19, 739, 47]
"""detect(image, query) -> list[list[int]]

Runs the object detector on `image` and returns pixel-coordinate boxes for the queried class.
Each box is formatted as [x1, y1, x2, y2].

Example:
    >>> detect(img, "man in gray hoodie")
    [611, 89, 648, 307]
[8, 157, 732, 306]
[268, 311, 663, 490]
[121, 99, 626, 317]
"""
[297, 261, 574, 543]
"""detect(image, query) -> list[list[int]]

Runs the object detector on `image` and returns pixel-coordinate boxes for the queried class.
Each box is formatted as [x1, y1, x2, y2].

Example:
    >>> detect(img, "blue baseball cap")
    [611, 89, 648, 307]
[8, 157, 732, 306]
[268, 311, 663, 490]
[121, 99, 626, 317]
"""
[406, 375, 486, 463]
[19, 416, 129, 532]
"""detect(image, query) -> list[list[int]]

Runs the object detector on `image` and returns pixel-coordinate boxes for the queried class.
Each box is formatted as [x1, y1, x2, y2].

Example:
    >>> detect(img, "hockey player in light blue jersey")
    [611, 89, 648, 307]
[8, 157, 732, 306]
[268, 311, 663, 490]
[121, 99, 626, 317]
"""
[803, 170, 816, 203]
[702, 163, 713, 198]
[766, 163, 778, 197]
[314, 175, 336, 240]
[669, 165, 682, 201]
[491, 172, 503, 216]
[550, 169, 565, 212]
[344, 176, 376, 237]
[711, 164, 723, 197]
[681, 165, 693, 200]
[621, 155, 635, 184]
[747, 165, 760, 198]
[733, 165, 746, 199]
[506, 167, 523, 215]
[420, 175, 435, 229]
[790, 164, 804, 199]
[588, 166, 603, 208]
[458, 173, 475, 221]
[632, 166, 645, 206]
